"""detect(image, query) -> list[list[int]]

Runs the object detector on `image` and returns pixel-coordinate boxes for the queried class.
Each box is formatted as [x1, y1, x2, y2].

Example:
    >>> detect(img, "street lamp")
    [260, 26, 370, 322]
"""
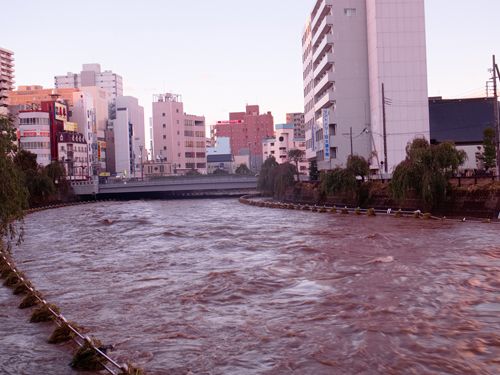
[248, 141, 252, 172]
[139, 145, 144, 181]
[160, 150, 163, 177]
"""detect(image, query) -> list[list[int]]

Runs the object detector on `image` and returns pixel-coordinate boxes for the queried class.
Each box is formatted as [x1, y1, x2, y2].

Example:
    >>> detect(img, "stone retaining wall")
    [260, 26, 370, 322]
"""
[278, 183, 500, 219]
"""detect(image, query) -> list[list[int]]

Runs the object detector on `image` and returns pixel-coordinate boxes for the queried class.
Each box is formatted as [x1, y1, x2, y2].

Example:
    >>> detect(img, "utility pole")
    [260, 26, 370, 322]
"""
[139, 145, 144, 181]
[382, 83, 388, 173]
[493, 56, 500, 180]
[350, 127, 353, 156]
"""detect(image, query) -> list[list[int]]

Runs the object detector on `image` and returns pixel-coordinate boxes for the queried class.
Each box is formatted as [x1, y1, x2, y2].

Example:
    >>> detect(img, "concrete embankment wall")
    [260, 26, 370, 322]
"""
[280, 183, 500, 219]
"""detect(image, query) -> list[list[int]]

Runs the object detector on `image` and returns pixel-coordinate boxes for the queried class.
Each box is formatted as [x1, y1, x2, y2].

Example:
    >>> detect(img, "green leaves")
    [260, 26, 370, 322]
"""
[257, 156, 296, 199]
[0, 116, 29, 242]
[235, 163, 251, 174]
[482, 126, 496, 170]
[390, 138, 467, 208]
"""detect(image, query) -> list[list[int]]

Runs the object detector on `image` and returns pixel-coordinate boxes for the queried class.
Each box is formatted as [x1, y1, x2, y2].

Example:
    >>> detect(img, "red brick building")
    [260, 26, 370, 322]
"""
[211, 105, 274, 156]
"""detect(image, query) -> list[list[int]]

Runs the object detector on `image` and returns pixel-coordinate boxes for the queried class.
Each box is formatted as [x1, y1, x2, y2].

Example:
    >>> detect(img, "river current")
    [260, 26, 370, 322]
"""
[2, 198, 500, 374]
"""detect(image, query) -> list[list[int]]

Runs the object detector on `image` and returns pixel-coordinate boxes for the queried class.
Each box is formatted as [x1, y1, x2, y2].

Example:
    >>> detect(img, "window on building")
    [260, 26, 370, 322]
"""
[330, 147, 338, 159]
[330, 124, 337, 136]
[186, 163, 195, 169]
[344, 8, 356, 16]
[163, 135, 166, 139]
[184, 130, 194, 137]
[163, 124, 166, 128]
[162, 113, 165, 116]
[176, 109, 179, 113]
[163, 146, 167, 150]
[196, 163, 206, 168]
[177, 131, 180, 135]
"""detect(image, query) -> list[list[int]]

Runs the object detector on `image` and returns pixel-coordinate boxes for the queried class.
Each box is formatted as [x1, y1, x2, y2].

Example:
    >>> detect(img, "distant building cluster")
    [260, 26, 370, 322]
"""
[1, 0, 497, 182]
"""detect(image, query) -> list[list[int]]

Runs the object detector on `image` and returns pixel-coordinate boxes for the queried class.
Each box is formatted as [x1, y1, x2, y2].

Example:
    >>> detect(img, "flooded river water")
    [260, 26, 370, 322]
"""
[2, 198, 500, 374]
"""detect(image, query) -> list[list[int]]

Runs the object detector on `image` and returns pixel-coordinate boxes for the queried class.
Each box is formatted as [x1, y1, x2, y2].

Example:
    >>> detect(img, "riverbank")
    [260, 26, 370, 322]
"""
[277, 180, 500, 220]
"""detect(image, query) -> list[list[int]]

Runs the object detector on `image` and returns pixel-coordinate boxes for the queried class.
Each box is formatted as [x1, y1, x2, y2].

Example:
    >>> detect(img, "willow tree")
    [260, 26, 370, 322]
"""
[482, 126, 496, 171]
[257, 156, 279, 196]
[346, 155, 370, 182]
[320, 167, 358, 199]
[14, 150, 56, 206]
[0, 116, 29, 247]
[390, 138, 467, 207]
[257, 157, 296, 199]
[272, 162, 296, 200]
[235, 163, 251, 175]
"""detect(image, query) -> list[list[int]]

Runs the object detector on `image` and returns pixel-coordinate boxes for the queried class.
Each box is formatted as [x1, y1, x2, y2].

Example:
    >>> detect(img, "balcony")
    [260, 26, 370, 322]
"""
[312, 15, 334, 48]
[311, 0, 330, 36]
[314, 72, 335, 96]
[0, 81, 10, 90]
[315, 91, 336, 112]
[313, 54, 335, 79]
[313, 34, 334, 65]
[0, 52, 14, 61]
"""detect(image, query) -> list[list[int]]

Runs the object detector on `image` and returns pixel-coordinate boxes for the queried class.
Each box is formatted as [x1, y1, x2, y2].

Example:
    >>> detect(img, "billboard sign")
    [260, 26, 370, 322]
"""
[217, 120, 243, 124]
[64, 121, 78, 132]
[54, 102, 67, 122]
[323, 109, 330, 161]
[311, 124, 315, 151]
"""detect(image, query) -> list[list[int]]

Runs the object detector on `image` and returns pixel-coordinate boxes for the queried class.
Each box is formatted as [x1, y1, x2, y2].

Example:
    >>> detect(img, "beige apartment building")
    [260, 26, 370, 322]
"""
[152, 93, 206, 174]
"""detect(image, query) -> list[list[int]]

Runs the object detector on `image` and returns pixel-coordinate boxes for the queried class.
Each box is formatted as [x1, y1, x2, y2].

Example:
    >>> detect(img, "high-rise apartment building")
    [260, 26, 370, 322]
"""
[107, 96, 145, 177]
[210, 105, 274, 157]
[0, 47, 15, 115]
[302, 0, 429, 173]
[286, 112, 305, 139]
[54, 64, 123, 98]
[152, 93, 207, 174]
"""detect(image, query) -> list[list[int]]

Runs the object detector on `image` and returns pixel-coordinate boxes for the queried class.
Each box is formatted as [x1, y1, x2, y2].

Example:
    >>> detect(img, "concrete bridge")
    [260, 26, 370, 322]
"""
[71, 175, 259, 199]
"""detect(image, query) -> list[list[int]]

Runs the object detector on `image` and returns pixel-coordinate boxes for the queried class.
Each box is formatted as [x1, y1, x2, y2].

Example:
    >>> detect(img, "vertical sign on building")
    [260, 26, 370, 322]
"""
[311, 124, 315, 151]
[323, 109, 330, 161]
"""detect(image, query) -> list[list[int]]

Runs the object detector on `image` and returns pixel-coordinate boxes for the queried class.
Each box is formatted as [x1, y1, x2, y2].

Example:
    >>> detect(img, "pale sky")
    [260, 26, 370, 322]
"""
[4, 0, 500, 133]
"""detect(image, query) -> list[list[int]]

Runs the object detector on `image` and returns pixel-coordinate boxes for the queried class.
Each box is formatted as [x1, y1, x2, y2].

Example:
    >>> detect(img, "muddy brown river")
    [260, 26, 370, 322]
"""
[2, 198, 500, 374]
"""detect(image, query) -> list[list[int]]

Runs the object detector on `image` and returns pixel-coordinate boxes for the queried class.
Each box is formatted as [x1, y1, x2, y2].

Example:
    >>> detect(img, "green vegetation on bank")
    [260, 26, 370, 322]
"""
[257, 156, 296, 199]
[390, 138, 466, 207]
[1, 115, 72, 246]
[0, 116, 29, 245]
[257, 138, 468, 210]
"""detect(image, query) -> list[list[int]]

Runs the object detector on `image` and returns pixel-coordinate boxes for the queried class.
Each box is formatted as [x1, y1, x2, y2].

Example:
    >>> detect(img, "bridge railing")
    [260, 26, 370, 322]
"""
[99, 175, 258, 189]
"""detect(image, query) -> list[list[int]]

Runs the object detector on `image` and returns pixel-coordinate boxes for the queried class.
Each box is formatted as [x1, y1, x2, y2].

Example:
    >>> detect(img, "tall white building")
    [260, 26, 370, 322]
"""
[108, 96, 145, 178]
[54, 64, 123, 98]
[302, 0, 429, 174]
[69, 92, 97, 176]
[0, 47, 15, 115]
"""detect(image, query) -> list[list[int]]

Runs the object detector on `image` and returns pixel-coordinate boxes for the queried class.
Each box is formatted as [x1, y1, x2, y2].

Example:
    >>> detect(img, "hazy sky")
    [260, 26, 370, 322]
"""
[4, 0, 500, 130]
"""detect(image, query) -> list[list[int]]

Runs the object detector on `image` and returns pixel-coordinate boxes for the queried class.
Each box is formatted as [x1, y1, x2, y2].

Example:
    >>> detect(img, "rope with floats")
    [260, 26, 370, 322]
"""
[2, 199, 146, 375]
[238, 195, 498, 223]
[0, 251, 141, 374]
